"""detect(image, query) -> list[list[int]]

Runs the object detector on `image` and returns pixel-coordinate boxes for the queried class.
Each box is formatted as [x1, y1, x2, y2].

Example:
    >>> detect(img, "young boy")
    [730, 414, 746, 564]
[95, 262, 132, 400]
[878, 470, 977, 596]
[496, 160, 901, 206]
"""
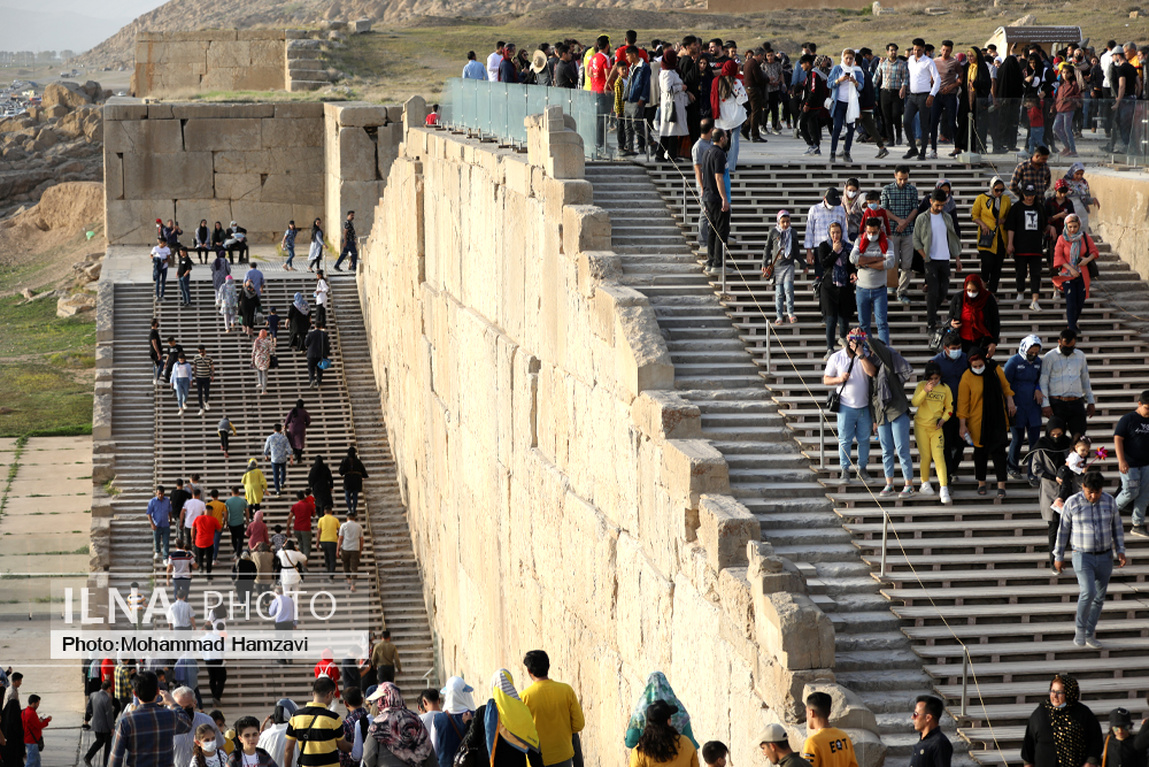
[266, 307, 281, 340]
[22, 695, 51, 767]
[763, 210, 800, 326]
[911, 361, 954, 505]
[702, 741, 729, 767]
[1024, 95, 1045, 155]
[1053, 436, 1091, 510]
[217, 416, 237, 459]
[859, 190, 890, 236]
[233, 715, 275, 766]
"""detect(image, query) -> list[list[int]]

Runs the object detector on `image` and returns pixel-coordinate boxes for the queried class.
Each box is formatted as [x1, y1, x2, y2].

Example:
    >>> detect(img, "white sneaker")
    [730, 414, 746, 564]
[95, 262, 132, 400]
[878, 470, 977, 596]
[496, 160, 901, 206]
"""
[1015, 293, 1024, 303]
[1029, 300, 1042, 312]
[204, 403, 211, 411]
[153, 553, 160, 561]
[197, 409, 204, 416]
[939, 486, 952, 505]
[179, 407, 185, 415]
[919, 482, 935, 495]
[927, 150, 938, 159]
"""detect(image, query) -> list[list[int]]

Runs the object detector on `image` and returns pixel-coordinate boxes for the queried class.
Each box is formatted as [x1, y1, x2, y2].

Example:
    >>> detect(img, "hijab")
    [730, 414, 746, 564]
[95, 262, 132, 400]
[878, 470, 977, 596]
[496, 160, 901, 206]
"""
[368, 683, 434, 767]
[935, 179, 957, 214]
[1044, 674, 1088, 767]
[247, 511, 269, 548]
[220, 274, 237, 302]
[1064, 162, 1085, 182]
[710, 60, 739, 123]
[484, 669, 540, 756]
[1036, 416, 1073, 455]
[661, 49, 677, 71]
[440, 676, 476, 715]
[962, 274, 991, 332]
[1062, 214, 1086, 264]
[293, 292, 310, 314]
[774, 219, 793, 257]
[971, 347, 1009, 449]
[624, 672, 698, 749]
[1018, 334, 1042, 358]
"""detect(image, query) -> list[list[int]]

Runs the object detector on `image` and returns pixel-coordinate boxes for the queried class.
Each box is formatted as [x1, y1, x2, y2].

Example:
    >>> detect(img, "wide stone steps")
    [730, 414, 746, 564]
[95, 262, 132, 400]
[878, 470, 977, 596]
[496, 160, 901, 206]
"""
[641, 158, 1149, 765]
[587, 161, 970, 766]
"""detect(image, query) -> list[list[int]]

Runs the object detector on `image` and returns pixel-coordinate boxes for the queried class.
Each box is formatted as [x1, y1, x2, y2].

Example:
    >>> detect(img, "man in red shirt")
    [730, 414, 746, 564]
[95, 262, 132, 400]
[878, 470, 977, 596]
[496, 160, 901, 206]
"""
[614, 30, 648, 74]
[22, 695, 50, 767]
[290, 490, 316, 559]
[588, 35, 612, 151]
[191, 512, 220, 579]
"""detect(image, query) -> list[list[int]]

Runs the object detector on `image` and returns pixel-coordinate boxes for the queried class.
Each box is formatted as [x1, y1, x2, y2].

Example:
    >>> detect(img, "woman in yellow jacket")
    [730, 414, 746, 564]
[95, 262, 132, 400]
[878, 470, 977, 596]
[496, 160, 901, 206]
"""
[956, 348, 1017, 499]
[242, 458, 268, 513]
[970, 176, 1010, 294]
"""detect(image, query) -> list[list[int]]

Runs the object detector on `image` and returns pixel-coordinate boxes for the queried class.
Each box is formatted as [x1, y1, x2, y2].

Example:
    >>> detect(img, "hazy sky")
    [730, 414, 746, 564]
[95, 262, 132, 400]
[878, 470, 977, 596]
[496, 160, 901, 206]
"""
[1, 0, 167, 53]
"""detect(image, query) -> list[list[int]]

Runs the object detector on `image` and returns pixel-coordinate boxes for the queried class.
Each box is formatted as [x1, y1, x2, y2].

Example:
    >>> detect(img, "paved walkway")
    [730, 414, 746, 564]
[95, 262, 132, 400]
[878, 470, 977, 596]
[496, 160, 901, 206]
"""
[0, 436, 93, 766]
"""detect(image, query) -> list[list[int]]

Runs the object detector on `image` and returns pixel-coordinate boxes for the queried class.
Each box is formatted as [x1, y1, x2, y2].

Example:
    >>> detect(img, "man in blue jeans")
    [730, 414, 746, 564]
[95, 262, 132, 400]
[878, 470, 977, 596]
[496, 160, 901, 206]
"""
[822, 328, 877, 485]
[1053, 471, 1126, 648]
[849, 216, 894, 343]
[1114, 391, 1149, 538]
[147, 485, 172, 562]
[333, 211, 357, 272]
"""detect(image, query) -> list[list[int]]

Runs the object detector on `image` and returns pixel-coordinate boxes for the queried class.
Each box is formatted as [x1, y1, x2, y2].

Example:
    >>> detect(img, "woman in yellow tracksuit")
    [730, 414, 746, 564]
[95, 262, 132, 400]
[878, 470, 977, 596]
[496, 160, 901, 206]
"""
[911, 360, 954, 506]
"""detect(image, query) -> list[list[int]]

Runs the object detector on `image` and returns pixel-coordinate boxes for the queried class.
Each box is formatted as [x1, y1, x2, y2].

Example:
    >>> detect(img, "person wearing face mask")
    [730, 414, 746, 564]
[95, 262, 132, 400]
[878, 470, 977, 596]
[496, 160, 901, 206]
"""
[804, 187, 849, 279]
[763, 210, 801, 326]
[822, 327, 878, 485]
[930, 331, 969, 483]
[957, 347, 1016, 498]
[849, 216, 894, 344]
[841, 179, 864, 241]
[192, 723, 228, 767]
[1021, 674, 1104, 767]
[1004, 335, 1045, 479]
[1039, 328, 1094, 442]
[1101, 707, 1149, 767]
[1053, 214, 1098, 335]
[971, 177, 1010, 294]
[947, 274, 1000, 357]
[1030, 417, 1073, 571]
[172, 686, 222, 767]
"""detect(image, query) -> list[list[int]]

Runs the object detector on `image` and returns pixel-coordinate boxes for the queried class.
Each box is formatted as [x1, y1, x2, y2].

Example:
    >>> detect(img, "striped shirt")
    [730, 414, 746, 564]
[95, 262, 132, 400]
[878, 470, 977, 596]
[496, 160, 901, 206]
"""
[1054, 491, 1124, 560]
[1039, 349, 1094, 403]
[881, 181, 919, 220]
[109, 702, 193, 767]
[875, 57, 908, 90]
[192, 354, 213, 378]
[286, 706, 345, 767]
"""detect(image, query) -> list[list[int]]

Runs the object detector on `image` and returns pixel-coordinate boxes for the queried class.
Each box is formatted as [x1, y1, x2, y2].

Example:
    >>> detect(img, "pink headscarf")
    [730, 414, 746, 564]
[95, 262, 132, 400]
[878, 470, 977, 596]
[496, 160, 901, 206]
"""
[247, 510, 269, 549]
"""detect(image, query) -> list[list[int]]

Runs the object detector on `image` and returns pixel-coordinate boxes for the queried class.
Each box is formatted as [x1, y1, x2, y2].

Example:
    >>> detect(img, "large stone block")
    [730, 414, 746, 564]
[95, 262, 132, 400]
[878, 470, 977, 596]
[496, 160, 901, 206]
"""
[755, 592, 835, 671]
[614, 302, 675, 396]
[106, 199, 175, 244]
[230, 201, 296, 238]
[233, 67, 286, 92]
[214, 172, 262, 200]
[338, 127, 378, 181]
[262, 117, 323, 148]
[273, 102, 326, 119]
[698, 495, 760, 571]
[562, 205, 610, 255]
[329, 102, 390, 128]
[661, 439, 729, 511]
[175, 199, 233, 231]
[103, 119, 183, 154]
[105, 151, 123, 201]
[183, 118, 262, 152]
[801, 682, 879, 733]
[122, 152, 214, 199]
[631, 391, 701, 440]
[102, 98, 148, 121]
[261, 173, 323, 206]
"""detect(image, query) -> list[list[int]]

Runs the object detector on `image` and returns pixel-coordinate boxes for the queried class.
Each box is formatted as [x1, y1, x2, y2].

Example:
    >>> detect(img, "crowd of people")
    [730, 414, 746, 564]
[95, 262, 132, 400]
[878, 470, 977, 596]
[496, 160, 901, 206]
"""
[466, 32, 1147, 160]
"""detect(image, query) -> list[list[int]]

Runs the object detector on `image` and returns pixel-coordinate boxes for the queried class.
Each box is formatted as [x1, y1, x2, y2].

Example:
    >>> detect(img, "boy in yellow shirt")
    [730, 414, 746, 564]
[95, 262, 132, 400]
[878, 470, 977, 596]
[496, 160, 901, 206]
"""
[802, 692, 858, 767]
[910, 361, 954, 506]
[317, 506, 340, 574]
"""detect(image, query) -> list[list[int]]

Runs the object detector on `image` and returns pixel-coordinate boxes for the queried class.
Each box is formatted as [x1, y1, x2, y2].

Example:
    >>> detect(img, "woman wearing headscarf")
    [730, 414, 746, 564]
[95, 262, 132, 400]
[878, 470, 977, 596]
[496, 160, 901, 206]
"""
[948, 274, 1000, 357]
[970, 176, 1010, 293]
[308, 217, 325, 272]
[957, 46, 991, 155]
[434, 677, 477, 767]
[218, 274, 238, 333]
[711, 59, 747, 173]
[362, 683, 436, 767]
[957, 346, 1016, 498]
[308, 455, 335, 513]
[1063, 163, 1098, 234]
[1020, 673, 1103, 767]
[656, 50, 688, 161]
[1030, 417, 1072, 571]
[284, 399, 311, 463]
[481, 669, 542, 767]
[211, 248, 231, 291]
[817, 221, 857, 361]
[231, 550, 257, 602]
[238, 278, 261, 337]
[624, 672, 698, 749]
[629, 700, 699, 767]
[242, 458, 268, 514]
[247, 510, 270, 551]
[1053, 213, 1099, 335]
[288, 292, 311, 352]
[1004, 335, 1045, 479]
[339, 446, 370, 516]
[826, 49, 863, 164]
[251, 329, 275, 395]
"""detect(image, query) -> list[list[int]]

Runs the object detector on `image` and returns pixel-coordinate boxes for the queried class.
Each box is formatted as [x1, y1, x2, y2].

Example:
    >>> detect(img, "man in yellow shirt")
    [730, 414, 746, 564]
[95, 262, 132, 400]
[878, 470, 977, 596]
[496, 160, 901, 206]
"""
[520, 650, 585, 767]
[317, 506, 340, 574]
[801, 692, 858, 767]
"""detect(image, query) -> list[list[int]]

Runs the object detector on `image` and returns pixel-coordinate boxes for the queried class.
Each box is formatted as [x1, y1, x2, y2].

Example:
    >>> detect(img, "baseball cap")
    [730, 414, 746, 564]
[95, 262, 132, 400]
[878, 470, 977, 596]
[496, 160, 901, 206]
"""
[1022, 183, 1037, 196]
[1055, 178, 1069, 192]
[1110, 708, 1134, 728]
[646, 699, 679, 722]
[824, 187, 842, 205]
[758, 723, 789, 744]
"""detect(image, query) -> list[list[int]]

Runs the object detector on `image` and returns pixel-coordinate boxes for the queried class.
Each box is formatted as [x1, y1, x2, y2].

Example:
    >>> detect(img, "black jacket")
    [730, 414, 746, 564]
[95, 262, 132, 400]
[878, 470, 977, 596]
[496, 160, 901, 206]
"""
[1021, 701, 1103, 767]
[948, 292, 1000, 345]
[305, 328, 330, 361]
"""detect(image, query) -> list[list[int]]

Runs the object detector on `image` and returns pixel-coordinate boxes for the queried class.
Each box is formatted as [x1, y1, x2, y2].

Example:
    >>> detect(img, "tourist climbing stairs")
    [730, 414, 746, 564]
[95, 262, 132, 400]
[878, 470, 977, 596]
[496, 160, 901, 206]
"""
[638, 159, 1149, 765]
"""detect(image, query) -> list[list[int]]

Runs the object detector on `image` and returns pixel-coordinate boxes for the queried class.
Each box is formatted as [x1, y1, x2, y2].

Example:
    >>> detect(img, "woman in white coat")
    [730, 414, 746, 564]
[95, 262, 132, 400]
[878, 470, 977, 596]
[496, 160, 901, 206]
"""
[827, 48, 864, 164]
[711, 59, 748, 173]
[657, 49, 689, 160]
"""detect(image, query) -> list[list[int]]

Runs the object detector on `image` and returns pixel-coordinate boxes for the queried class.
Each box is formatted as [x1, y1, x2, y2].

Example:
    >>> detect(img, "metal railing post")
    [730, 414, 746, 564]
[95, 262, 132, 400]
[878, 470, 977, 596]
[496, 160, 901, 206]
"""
[961, 648, 970, 717]
[819, 414, 825, 469]
[880, 512, 889, 578]
[721, 243, 727, 294]
[765, 324, 771, 376]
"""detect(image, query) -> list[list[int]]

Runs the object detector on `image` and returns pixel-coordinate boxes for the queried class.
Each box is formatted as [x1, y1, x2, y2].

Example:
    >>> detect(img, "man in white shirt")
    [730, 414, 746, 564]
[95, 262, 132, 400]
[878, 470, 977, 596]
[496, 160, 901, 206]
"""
[338, 512, 364, 593]
[487, 42, 505, 81]
[166, 592, 195, 631]
[902, 37, 940, 160]
[269, 586, 296, 665]
[822, 328, 878, 485]
[912, 188, 962, 330]
[180, 492, 205, 545]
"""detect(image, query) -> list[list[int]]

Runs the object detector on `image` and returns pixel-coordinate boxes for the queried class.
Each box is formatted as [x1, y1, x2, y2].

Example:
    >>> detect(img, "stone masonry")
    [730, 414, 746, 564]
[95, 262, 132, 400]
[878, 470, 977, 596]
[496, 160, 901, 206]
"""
[354, 107, 883, 767]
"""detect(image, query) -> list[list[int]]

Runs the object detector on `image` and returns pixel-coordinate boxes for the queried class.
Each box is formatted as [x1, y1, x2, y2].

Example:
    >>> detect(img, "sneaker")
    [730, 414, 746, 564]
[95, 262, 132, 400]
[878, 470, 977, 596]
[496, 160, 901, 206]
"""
[811, 147, 821, 155]
[919, 482, 935, 496]
[879, 484, 895, 497]
[939, 486, 952, 505]
[179, 407, 185, 415]
[836, 470, 852, 485]
[153, 553, 160, 561]
[1085, 637, 1104, 649]
[899, 485, 915, 498]
[1130, 525, 1149, 538]
[856, 467, 872, 484]
[197, 408, 204, 416]
[1073, 636, 1086, 647]
[704, 267, 717, 276]
[1029, 300, 1042, 312]
[876, 147, 890, 159]
[899, 295, 911, 306]
[843, 152, 853, 163]
[1007, 466, 1022, 479]
[1015, 292, 1025, 304]
[829, 152, 837, 161]
[204, 403, 211, 411]
[902, 149, 919, 159]
[823, 349, 835, 361]
[803, 145, 816, 155]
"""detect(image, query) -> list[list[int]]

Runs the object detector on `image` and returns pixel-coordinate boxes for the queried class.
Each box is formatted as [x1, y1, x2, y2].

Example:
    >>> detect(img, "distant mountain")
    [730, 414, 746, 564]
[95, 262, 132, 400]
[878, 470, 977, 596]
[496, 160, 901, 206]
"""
[75, 0, 703, 67]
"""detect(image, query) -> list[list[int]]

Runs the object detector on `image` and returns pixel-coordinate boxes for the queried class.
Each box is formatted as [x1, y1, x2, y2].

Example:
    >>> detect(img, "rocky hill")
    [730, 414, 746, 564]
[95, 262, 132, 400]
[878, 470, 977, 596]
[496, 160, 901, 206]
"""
[76, 0, 702, 68]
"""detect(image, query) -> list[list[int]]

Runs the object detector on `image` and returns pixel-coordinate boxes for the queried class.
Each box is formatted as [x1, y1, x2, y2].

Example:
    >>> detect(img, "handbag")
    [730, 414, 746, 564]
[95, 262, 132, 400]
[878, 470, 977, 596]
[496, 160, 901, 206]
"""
[317, 358, 332, 370]
[269, 354, 279, 369]
[824, 355, 856, 414]
[977, 227, 997, 249]
[1085, 234, 1099, 279]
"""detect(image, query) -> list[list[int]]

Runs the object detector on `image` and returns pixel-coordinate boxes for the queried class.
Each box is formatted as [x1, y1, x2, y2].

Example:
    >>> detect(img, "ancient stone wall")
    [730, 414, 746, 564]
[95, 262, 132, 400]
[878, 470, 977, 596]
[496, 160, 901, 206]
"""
[132, 31, 288, 97]
[1090, 169, 1149, 282]
[356, 107, 884, 767]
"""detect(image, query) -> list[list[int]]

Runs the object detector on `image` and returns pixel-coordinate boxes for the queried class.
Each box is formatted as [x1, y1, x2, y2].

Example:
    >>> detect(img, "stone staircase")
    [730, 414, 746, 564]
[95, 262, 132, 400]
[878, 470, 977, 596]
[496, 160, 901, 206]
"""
[634, 159, 1149, 766]
[285, 38, 333, 93]
[585, 162, 970, 767]
[103, 274, 433, 716]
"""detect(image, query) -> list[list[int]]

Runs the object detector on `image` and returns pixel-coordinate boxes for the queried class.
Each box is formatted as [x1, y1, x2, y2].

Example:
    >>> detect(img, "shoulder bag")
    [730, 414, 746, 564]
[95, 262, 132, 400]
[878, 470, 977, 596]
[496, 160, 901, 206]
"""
[824, 354, 856, 414]
[1085, 233, 1099, 280]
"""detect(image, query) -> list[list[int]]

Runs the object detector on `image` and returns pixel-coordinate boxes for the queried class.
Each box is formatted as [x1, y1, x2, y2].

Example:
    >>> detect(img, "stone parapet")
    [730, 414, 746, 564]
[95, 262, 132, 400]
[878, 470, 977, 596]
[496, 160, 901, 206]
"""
[355, 111, 869, 767]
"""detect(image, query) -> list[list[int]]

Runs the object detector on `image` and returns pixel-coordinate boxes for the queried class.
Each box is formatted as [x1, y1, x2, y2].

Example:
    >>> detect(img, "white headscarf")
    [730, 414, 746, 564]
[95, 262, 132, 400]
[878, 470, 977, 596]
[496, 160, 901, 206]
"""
[441, 676, 477, 714]
[1018, 334, 1042, 357]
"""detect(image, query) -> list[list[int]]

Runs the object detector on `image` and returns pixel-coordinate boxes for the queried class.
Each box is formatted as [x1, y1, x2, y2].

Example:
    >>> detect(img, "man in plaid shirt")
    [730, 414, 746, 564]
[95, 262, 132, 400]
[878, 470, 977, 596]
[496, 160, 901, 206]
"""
[109, 672, 192, 767]
[803, 187, 848, 277]
[1009, 146, 1052, 200]
[874, 43, 908, 146]
[1053, 472, 1127, 649]
[880, 165, 920, 305]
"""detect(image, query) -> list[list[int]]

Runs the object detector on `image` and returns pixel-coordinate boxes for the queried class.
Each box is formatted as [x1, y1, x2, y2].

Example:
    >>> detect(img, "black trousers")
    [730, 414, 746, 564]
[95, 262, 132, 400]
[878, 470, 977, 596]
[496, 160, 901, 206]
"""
[205, 659, 226, 702]
[376, 665, 396, 685]
[195, 545, 213, 575]
[973, 444, 1007, 483]
[195, 377, 211, 408]
[745, 97, 766, 139]
[229, 525, 245, 558]
[1050, 398, 1088, 439]
[85, 731, 113, 767]
[703, 198, 730, 270]
[1014, 255, 1043, 296]
[879, 90, 903, 143]
[799, 109, 823, 147]
[942, 416, 965, 479]
[766, 90, 783, 128]
[979, 241, 1005, 294]
[924, 260, 951, 328]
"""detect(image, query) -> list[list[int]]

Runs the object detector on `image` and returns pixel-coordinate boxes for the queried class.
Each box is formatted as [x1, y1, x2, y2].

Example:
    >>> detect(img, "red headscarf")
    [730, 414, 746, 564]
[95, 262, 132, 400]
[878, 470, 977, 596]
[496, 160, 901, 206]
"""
[661, 49, 678, 70]
[710, 60, 740, 123]
[960, 274, 991, 342]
